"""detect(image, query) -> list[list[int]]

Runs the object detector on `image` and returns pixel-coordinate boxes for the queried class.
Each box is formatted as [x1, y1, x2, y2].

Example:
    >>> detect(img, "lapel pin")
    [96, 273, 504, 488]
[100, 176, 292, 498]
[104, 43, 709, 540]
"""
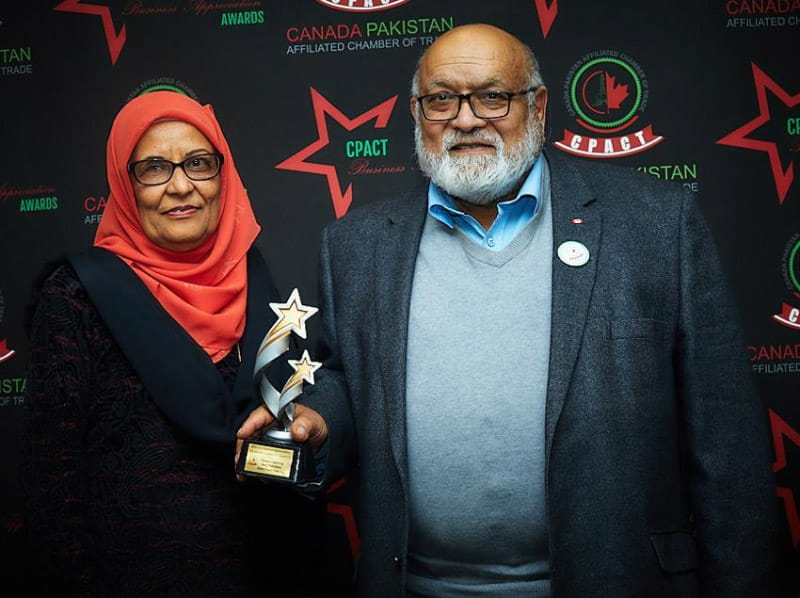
[557, 241, 590, 267]
[570, 217, 584, 224]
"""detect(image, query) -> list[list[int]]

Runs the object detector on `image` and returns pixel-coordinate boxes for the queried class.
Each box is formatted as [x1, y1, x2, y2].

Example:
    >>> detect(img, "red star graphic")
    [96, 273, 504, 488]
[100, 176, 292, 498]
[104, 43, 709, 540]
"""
[53, 0, 126, 66]
[717, 63, 799, 205]
[534, 0, 558, 38]
[0, 339, 15, 365]
[275, 88, 397, 219]
[326, 477, 360, 561]
[769, 408, 800, 547]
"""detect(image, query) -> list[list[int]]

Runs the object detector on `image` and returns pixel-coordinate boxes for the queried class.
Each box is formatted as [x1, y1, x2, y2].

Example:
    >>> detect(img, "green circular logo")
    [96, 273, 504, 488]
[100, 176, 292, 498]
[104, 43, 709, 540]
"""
[139, 84, 187, 96]
[569, 57, 643, 129]
[786, 236, 800, 294]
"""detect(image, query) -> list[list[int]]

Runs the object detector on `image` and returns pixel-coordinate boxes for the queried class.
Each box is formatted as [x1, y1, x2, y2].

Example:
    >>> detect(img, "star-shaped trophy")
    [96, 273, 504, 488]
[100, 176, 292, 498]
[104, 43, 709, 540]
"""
[236, 289, 322, 485]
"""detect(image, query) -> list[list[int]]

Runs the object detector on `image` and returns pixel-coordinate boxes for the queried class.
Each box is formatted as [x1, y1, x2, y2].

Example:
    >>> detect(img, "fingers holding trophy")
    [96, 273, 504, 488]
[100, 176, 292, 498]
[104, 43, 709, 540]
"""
[236, 288, 322, 485]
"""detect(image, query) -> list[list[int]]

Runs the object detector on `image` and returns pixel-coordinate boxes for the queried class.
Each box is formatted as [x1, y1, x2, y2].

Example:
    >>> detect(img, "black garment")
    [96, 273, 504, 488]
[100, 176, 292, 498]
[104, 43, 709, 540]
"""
[20, 260, 326, 597]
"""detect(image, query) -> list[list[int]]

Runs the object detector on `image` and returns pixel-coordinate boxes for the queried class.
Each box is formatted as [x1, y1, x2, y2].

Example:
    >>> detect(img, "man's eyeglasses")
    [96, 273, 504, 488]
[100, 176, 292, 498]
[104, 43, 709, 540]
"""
[416, 87, 539, 121]
[128, 153, 224, 186]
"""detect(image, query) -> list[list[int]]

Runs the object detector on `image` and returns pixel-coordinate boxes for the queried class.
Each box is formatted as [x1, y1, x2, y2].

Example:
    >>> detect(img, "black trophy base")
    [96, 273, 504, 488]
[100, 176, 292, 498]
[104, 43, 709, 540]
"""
[237, 427, 316, 485]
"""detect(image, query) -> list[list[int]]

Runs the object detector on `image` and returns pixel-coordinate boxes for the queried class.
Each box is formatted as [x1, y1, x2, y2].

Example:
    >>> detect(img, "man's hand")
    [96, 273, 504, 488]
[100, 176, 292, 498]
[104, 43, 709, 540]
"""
[235, 404, 329, 479]
[290, 404, 329, 452]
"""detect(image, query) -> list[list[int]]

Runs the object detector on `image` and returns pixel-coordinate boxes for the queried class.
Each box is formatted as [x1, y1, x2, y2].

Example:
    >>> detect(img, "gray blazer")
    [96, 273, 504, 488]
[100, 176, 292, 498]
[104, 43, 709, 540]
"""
[302, 150, 776, 596]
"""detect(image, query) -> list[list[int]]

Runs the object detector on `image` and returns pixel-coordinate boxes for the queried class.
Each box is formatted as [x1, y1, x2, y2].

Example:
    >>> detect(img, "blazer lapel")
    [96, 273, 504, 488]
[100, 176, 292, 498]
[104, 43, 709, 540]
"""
[375, 190, 428, 485]
[544, 152, 602, 464]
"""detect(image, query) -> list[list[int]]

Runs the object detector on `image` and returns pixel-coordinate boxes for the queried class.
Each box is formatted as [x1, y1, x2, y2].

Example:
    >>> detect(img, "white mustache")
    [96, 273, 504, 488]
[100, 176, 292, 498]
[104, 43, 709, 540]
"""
[444, 131, 500, 149]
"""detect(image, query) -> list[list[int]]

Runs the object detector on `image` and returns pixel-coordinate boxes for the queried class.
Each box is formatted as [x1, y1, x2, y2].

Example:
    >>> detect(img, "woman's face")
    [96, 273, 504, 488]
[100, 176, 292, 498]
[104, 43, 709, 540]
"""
[129, 120, 222, 252]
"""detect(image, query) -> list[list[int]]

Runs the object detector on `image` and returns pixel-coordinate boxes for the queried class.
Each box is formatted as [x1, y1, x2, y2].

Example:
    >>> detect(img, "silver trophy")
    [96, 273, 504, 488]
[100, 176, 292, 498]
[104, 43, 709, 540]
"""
[236, 288, 321, 484]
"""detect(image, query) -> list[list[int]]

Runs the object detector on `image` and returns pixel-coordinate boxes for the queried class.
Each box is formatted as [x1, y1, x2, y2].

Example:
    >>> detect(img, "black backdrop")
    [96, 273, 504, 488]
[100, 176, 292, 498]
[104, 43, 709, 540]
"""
[0, 0, 798, 593]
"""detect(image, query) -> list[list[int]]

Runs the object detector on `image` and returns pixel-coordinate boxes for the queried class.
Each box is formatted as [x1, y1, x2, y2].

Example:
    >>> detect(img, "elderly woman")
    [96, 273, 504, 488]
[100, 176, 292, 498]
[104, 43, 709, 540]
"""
[21, 92, 320, 596]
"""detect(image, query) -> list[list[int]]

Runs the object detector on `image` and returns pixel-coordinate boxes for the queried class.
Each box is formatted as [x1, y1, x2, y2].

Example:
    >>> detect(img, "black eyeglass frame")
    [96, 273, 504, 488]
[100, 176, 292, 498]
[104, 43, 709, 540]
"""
[415, 87, 540, 121]
[127, 153, 224, 186]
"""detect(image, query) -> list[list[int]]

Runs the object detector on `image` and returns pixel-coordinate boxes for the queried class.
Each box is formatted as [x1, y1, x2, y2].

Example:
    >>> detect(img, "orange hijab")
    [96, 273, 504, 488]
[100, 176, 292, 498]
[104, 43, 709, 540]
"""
[95, 91, 261, 363]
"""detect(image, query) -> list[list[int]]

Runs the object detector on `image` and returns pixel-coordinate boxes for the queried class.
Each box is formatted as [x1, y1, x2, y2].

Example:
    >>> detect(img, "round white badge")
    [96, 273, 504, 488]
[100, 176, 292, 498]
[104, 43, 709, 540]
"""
[557, 241, 590, 267]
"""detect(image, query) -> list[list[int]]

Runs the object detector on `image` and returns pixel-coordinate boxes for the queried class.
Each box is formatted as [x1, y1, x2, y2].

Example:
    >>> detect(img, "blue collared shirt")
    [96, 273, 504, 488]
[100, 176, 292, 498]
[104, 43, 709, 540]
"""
[427, 155, 544, 252]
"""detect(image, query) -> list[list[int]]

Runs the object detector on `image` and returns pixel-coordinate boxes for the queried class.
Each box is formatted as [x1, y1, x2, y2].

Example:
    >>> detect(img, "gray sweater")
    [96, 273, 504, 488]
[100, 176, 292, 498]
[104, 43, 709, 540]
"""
[404, 183, 554, 597]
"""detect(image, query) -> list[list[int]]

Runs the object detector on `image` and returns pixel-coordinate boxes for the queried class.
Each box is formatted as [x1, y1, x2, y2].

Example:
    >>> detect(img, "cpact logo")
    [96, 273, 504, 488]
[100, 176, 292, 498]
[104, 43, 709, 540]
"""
[275, 87, 398, 219]
[717, 63, 799, 205]
[773, 233, 800, 330]
[314, 0, 412, 12]
[555, 50, 664, 159]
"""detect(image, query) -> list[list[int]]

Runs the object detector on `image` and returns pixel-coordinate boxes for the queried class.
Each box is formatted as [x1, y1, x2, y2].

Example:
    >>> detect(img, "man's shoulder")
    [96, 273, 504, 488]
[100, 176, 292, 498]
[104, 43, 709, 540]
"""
[546, 150, 690, 222]
[548, 150, 685, 198]
[325, 187, 426, 234]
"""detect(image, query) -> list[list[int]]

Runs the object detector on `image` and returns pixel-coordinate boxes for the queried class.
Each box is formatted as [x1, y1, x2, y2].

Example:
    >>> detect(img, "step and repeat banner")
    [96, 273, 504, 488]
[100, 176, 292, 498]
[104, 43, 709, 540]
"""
[0, 0, 797, 593]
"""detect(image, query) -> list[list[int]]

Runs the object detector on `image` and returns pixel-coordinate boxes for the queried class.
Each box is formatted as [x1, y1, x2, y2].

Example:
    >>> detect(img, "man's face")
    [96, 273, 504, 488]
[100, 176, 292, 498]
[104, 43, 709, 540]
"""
[411, 27, 548, 205]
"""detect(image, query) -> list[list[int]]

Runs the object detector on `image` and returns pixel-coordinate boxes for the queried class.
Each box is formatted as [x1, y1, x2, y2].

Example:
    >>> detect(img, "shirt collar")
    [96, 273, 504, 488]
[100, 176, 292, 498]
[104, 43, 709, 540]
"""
[427, 154, 544, 229]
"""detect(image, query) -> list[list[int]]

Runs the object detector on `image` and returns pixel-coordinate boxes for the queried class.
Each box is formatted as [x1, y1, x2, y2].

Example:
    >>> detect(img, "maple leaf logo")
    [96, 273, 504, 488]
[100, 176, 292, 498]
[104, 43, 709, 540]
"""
[605, 74, 628, 111]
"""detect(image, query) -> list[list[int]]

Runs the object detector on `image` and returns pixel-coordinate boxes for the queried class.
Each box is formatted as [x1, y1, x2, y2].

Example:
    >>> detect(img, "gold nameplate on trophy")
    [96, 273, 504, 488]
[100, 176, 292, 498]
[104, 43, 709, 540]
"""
[240, 443, 295, 479]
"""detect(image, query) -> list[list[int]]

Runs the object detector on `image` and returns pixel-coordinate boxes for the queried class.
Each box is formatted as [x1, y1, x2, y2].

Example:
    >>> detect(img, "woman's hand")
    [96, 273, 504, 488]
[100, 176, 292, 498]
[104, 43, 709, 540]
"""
[235, 406, 273, 479]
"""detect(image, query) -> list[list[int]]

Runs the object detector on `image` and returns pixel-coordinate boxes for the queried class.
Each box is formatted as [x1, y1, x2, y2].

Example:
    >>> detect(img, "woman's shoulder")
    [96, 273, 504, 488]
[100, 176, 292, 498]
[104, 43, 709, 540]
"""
[24, 258, 89, 335]
[36, 259, 88, 300]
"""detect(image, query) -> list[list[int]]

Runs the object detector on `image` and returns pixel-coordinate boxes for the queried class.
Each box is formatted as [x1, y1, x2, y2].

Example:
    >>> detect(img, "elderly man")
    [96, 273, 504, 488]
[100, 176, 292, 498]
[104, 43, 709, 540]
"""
[238, 23, 775, 597]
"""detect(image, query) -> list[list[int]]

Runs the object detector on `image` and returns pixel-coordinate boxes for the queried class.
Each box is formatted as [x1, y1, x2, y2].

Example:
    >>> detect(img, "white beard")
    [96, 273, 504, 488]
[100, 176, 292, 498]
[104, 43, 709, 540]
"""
[415, 116, 545, 206]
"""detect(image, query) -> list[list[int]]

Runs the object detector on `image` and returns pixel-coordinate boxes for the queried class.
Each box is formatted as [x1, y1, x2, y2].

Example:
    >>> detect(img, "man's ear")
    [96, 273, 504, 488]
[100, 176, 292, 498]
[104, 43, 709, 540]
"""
[534, 86, 548, 125]
[409, 96, 419, 122]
